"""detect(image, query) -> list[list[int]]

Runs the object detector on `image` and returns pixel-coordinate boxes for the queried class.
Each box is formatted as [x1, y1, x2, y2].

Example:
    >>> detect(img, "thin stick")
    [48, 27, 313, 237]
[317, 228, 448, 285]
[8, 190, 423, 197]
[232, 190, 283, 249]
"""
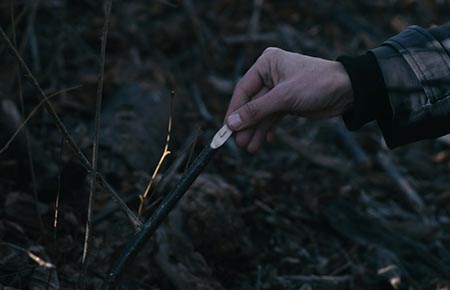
[53, 136, 64, 238]
[10, 0, 43, 232]
[138, 91, 174, 218]
[0, 26, 141, 227]
[334, 122, 372, 171]
[93, 128, 201, 225]
[376, 151, 424, 213]
[138, 116, 172, 218]
[100, 144, 218, 290]
[81, 0, 112, 287]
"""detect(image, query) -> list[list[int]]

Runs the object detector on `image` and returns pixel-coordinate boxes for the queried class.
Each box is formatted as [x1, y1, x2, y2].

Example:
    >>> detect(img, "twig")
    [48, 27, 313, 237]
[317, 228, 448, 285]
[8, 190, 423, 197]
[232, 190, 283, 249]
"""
[191, 85, 214, 124]
[0, 25, 141, 227]
[81, 0, 112, 288]
[100, 144, 218, 290]
[190, 84, 240, 156]
[0, 242, 55, 269]
[93, 128, 201, 225]
[334, 122, 372, 171]
[53, 136, 64, 241]
[156, 127, 201, 198]
[138, 115, 172, 218]
[376, 151, 424, 213]
[249, 0, 263, 35]
[10, 0, 43, 232]
[234, 0, 264, 79]
[184, 129, 198, 173]
[376, 248, 403, 290]
[138, 90, 175, 217]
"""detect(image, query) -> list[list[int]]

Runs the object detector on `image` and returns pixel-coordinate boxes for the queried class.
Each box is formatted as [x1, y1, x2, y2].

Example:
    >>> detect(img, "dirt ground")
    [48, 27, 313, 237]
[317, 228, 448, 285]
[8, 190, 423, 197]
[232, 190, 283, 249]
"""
[1, 0, 450, 289]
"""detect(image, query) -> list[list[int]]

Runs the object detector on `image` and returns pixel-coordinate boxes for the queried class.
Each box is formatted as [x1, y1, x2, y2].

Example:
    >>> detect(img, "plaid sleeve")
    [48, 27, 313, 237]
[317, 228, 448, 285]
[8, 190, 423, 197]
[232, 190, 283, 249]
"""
[371, 25, 450, 148]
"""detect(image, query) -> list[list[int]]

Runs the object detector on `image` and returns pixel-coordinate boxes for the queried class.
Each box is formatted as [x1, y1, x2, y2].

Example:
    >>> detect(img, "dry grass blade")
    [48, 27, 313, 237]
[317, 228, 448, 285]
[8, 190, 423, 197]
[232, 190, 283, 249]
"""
[0, 26, 141, 227]
[53, 136, 65, 235]
[80, 0, 113, 288]
[10, 0, 43, 232]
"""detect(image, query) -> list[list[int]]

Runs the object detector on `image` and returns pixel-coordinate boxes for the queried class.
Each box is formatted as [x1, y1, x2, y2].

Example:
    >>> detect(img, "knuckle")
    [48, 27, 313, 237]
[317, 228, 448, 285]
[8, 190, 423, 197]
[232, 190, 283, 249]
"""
[243, 102, 259, 120]
[263, 47, 280, 56]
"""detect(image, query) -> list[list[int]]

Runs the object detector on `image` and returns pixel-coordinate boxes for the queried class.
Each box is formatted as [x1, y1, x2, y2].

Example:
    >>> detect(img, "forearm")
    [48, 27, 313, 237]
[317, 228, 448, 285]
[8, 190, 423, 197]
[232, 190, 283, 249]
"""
[339, 24, 450, 148]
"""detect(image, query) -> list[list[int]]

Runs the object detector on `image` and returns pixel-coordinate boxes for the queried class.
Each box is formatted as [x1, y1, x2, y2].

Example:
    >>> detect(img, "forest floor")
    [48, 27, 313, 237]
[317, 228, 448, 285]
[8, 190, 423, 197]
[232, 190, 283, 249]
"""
[1, 1, 450, 289]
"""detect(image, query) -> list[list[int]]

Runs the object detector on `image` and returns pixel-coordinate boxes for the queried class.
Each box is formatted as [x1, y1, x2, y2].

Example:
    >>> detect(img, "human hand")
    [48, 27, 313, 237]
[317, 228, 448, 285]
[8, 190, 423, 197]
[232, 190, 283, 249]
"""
[225, 47, 354, 153]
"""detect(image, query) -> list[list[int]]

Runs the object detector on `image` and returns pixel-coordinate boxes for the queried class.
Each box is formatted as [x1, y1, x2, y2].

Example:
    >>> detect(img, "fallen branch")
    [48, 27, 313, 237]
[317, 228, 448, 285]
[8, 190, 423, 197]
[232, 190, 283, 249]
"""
[376, 151, 424, 213]
[334, 123, 372, 171]
[100, 143, 218, 290]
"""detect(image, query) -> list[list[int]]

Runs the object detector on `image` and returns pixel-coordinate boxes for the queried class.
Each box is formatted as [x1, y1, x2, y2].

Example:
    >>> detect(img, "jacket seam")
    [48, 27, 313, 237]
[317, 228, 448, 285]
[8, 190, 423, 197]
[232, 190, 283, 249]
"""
[387, 38, 436, 103]
[412, 26, 450, 70]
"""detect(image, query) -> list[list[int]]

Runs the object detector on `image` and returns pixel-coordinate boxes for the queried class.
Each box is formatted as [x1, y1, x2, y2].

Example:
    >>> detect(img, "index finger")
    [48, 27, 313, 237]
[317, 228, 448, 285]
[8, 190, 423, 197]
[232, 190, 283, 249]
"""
[225, 59, 265, 119]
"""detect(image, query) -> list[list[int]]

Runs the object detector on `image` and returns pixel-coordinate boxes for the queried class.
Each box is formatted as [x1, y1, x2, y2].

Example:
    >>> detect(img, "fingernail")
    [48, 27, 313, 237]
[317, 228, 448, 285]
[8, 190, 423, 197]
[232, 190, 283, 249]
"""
[227, 113, 242, 129]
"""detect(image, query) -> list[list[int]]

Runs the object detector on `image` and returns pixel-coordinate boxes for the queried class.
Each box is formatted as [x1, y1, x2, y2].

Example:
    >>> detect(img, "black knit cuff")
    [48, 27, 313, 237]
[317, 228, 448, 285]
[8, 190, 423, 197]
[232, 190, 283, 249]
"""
[337, 52, 391, 130]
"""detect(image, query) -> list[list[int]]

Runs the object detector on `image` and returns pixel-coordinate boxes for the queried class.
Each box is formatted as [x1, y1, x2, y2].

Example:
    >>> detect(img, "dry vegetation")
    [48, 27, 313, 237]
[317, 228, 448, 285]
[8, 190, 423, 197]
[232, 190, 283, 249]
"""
[1, 0, 450, 289]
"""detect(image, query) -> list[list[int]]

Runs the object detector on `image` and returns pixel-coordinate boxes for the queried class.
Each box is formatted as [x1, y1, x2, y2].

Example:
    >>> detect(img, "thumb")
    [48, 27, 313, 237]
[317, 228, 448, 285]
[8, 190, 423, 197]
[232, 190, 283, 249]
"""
[226, 88, 284, 131]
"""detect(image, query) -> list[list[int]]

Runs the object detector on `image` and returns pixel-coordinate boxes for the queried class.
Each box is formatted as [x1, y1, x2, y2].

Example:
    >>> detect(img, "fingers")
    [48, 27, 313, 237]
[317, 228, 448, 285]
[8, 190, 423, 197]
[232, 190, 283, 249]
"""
[229, 86, 268, 150]
[235, 128, 254, 149]
[226, 87, 285, 131]
[225, 61, 265, 120]
[236, 114, 282, 153]
[246, 119, 272, 153]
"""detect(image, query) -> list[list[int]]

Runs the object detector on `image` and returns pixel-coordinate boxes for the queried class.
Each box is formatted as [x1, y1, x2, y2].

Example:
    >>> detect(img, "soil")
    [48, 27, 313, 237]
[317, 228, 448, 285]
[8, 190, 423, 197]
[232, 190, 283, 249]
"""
[1, 1, 450, 289]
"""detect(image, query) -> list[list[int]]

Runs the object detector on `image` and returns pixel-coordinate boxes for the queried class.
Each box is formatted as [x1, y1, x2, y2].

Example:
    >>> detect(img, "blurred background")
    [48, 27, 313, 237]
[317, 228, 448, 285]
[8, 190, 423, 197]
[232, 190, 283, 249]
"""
[1, 0, 450, 289]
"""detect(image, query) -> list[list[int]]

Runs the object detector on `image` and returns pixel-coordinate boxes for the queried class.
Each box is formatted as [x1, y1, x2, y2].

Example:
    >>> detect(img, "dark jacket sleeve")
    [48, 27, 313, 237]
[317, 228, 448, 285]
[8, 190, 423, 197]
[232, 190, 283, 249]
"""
[341, 25, 450, 149]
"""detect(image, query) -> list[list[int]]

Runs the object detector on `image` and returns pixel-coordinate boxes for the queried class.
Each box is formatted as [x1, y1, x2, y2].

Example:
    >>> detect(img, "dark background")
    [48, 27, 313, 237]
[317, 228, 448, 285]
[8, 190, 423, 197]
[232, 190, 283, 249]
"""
[1, 0, 450, 289]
